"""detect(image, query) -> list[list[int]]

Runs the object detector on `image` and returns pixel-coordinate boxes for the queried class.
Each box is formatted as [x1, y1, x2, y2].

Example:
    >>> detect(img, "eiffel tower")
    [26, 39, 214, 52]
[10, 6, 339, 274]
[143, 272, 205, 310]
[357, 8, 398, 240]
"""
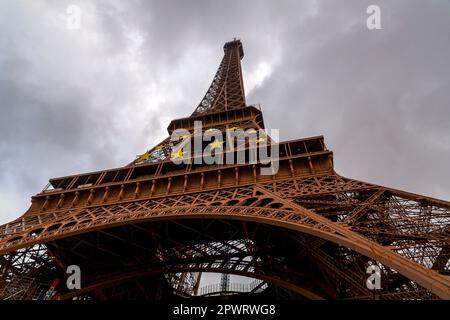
[0, 40, 449, 300]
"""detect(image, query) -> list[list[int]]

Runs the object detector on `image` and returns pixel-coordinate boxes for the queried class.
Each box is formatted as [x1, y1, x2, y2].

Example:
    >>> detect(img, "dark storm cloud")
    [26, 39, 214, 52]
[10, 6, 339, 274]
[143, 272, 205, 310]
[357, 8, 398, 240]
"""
[249, 0, 450, 199]
[0, 0, 449, 227]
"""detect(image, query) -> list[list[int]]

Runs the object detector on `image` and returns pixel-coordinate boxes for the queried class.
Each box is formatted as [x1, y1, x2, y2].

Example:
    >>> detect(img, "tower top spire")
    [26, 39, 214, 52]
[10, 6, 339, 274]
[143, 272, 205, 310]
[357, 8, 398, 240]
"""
[191, 39, 246, 116]
[223, 38, 244, 58]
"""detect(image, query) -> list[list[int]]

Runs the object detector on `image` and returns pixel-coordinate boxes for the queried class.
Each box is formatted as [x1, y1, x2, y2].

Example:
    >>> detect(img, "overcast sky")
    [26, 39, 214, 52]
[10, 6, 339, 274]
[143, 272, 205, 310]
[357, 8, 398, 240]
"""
[0, 0, 449, 228]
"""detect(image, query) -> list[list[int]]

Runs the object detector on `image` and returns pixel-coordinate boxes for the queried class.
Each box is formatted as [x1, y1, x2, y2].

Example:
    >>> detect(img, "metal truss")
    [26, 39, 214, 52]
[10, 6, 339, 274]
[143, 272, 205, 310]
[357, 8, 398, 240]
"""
[1, 175, 448, 299]
[0, 39, 449, 300]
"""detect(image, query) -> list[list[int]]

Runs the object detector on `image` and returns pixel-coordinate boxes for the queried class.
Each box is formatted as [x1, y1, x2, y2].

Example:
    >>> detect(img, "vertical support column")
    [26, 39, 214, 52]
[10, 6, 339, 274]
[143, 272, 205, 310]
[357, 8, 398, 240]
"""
[150, 180, 156, 196]
[118, 184, 125, 201]
[86, 189, 95, 205]
[56, 194, 65, 209]
[183, 175, 189, 192]
[218, 170, 222, 187]
[167, 177, 172, 194]
[71, 192, 80, 207]
[200, 173, 205, 190]
[102, 186, 110, 203]
[134, 182, 141, 198]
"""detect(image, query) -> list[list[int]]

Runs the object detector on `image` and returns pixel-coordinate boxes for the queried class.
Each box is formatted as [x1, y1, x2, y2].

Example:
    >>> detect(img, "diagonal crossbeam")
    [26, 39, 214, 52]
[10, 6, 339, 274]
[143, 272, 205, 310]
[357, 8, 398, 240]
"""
[343, 189, 386, 223]
[253, 185, 450, 299]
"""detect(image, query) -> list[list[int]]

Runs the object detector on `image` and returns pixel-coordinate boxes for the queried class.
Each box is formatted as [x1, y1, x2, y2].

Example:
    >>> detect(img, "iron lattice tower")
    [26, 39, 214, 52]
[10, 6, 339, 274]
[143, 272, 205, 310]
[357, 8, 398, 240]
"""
[0, 40, 449, 300]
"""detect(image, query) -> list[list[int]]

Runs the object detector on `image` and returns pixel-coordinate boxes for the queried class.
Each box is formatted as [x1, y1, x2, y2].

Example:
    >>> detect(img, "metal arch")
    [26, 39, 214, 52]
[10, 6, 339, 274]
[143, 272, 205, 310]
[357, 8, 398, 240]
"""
[1, 196, 449, 298]
[58, 262, 324, 301]
[1, 39, 448, 301]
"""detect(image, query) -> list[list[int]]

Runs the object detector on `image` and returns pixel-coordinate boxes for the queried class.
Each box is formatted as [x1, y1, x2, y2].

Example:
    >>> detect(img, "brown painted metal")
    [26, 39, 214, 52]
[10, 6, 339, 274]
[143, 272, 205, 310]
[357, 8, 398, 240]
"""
[0, 39, 449, 300]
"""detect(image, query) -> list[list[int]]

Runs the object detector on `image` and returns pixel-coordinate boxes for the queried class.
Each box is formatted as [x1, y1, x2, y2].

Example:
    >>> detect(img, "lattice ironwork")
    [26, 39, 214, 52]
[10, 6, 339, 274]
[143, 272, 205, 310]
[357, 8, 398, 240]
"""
[0, 39, 449, 300]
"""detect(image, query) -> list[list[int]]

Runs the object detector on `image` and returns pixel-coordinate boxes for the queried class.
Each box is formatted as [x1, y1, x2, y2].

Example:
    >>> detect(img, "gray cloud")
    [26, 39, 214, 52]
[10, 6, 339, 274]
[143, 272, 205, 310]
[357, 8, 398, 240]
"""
[0, 0, 449, 230]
